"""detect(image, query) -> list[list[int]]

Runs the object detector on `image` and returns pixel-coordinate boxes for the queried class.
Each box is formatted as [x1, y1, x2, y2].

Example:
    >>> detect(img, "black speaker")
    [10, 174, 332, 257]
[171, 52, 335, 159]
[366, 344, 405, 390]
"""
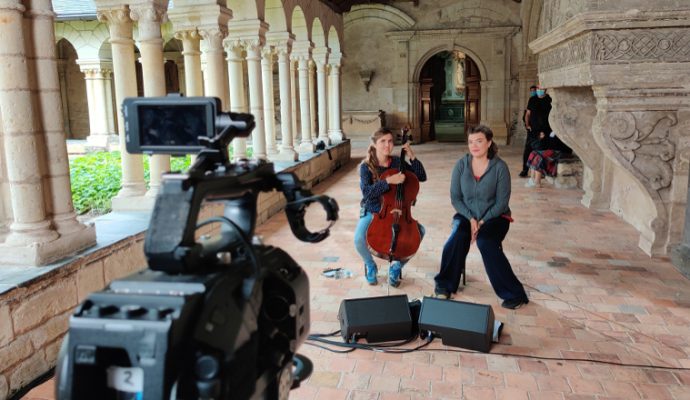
[418, 296, 495, 352]
[338, 295, 413, 343]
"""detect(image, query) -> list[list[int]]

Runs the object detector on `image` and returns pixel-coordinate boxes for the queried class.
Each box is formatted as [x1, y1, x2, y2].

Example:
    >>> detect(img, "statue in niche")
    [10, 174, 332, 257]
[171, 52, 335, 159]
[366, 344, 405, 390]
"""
[442, 51, 465, 100]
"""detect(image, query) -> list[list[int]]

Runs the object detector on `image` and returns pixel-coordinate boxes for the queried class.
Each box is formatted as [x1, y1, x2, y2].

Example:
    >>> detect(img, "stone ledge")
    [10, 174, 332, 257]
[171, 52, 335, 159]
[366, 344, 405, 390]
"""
[545, 154, 583, 189]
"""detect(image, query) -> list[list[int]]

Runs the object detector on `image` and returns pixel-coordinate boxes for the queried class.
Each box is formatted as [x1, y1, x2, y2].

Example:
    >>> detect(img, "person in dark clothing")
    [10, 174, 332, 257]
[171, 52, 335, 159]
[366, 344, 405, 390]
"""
[354, 128, 427, 287]
[520, 86, 552, 177]
[434, 125, 529, 310]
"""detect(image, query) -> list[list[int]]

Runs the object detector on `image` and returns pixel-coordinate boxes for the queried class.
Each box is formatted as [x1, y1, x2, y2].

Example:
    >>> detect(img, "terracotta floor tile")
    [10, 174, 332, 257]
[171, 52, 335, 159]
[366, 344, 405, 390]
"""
[23, 142, 690, 400]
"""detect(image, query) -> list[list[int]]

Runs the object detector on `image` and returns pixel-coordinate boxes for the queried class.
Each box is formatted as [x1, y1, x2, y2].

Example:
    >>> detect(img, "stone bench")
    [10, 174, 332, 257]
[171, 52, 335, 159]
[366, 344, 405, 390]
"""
[545, 153, 583, 189]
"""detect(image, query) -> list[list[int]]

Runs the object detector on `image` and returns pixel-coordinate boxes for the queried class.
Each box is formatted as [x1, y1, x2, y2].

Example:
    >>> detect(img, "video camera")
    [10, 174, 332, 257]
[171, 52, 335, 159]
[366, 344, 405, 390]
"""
[56, 96, 339, 399]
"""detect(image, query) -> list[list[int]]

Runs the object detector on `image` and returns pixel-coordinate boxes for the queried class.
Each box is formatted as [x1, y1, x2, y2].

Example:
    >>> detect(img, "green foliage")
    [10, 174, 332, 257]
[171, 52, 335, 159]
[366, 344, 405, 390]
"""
[70, 152, 192, 215]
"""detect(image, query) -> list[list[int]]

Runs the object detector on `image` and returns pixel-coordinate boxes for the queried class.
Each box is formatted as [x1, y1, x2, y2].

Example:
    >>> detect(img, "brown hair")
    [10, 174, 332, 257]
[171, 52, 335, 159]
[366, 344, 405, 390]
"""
[469, 124, 498, 159]
[362, 128, 394, 182]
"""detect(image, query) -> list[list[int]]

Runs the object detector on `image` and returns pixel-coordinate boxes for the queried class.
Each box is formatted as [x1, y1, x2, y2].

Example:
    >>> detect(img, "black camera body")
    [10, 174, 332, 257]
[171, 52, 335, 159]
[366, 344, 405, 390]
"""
[56, 96, 338, 399]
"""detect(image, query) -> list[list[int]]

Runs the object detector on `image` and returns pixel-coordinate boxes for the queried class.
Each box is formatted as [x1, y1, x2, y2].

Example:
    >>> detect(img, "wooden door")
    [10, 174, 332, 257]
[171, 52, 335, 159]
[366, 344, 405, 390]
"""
[464, 57, 481, 134]
[420, 78, 433, 143]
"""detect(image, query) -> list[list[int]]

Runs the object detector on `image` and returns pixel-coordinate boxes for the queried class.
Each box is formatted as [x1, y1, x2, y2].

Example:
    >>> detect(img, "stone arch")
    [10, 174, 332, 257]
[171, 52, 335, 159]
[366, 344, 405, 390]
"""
[311, 17, 326, 48]
[412, 44, 488, 84]
[227, 0, 263, 20]
[290, 5, 309, 41]
[344, 4, 414, 30]
[56, 38, 88, 140]
[327, 25, 340, 53]
[265, 0, 287, 32]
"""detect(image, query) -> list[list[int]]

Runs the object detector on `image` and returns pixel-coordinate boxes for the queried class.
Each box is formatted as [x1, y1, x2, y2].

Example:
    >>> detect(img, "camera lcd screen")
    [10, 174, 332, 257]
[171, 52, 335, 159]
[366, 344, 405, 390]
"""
[124, 96, 218, 155]
[139, 104, 208, 147]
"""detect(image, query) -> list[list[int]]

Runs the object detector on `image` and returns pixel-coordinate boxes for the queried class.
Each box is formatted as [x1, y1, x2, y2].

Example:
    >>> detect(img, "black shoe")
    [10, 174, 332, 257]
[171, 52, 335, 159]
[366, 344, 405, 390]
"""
[518, 170, 528, 178]
[434, 287, 450, 299]
[501, 298, 529, 310]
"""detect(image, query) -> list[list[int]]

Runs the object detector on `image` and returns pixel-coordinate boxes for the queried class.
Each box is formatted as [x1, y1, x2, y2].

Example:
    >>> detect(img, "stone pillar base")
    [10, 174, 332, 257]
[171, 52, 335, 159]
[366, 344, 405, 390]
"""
[86, 133, 119, 151]
[328, 129, 345, 144]
[272, 147, 299, 162]
[671, 244, 690, 280]
[111, 195, 157, 211]
[298, 141, 315, 153]
[0, 224, 96, 266]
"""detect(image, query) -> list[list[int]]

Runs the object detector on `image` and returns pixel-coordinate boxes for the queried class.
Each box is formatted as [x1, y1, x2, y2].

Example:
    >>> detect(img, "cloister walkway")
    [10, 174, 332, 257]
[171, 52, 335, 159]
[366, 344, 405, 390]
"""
[26, 141, 690, 400]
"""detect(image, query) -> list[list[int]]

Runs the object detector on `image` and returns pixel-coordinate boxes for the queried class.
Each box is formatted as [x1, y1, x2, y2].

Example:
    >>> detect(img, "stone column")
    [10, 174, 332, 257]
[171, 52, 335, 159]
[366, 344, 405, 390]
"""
[289, 59, 299, 144]
[272, 40, 298, 161]
[96, 5, 147, 207]
[294, 53, 315, 153]
[56, 59, 71, 135]
[77, 60, 118, 148]
[308, 60, 317, 141]
[224, 39, 248, 160]
[176, 30, 203, 97]
[313, 48, 329, 145]
[27, 0, 95, 248]
[0, 0, 58, 248]
[261, 46, 278, 155]
[131, 2, 170, 198]
[199, 27, 229, 107]
[328, 55, 344, 143]
[245, 39, 267, 160]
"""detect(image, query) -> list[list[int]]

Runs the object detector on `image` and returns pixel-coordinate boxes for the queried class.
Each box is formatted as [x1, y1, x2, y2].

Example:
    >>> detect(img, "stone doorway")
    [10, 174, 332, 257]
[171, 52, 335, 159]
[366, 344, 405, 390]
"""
[417, 51, 481, 143]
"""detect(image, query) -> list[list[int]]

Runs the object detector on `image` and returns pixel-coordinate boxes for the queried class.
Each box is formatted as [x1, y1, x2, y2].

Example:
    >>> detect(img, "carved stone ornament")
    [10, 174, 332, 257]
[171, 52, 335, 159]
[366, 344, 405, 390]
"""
[593, 29, 690, 63]
[539, 0, 585, 35]
[538, 32, 591, 72]
[602, 111, 677, 192]
[97, 7, 132, 25]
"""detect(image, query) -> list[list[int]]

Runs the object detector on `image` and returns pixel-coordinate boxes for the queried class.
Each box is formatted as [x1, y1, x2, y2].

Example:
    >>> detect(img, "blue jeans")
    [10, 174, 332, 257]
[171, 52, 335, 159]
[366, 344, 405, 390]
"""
[354, 211, 426, 269]
[434, 215, 527, 301]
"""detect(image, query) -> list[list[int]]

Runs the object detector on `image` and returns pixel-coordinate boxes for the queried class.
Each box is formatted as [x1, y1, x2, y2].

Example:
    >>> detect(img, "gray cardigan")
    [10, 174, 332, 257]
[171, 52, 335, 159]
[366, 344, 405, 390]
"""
[450, 154, 511, 222]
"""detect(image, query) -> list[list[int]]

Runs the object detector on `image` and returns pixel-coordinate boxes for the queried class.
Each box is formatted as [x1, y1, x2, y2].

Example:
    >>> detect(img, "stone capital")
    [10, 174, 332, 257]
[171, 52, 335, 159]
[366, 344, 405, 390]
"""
[266, 31, 295, 55]
[76, 59, 114, 78]
[130, 2, 168, 41]
[328, 51, 343, 67]
[199, 27, 227, 50]
[96, 6, 133, 29]
[312, 47, 330, 66]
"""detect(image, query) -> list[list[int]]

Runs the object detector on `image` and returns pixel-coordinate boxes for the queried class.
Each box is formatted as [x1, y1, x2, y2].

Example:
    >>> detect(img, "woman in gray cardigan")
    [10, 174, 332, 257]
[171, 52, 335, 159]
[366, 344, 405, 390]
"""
[433, 125, 529, 309]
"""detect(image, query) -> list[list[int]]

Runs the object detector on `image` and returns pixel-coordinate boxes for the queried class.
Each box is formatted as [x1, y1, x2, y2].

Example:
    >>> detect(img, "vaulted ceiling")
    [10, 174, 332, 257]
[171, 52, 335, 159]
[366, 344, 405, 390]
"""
[322, 0, 521, 14]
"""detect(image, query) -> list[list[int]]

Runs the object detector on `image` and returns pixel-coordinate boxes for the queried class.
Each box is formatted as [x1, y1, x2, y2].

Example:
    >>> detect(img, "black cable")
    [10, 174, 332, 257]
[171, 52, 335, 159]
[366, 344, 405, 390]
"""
[8, 367, 54, 400]
[306, 334, 690, 371]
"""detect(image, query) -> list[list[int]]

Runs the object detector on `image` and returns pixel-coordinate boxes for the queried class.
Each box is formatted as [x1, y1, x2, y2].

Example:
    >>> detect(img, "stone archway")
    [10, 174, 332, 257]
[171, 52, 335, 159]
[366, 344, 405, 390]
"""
[414, 50, 482, 143]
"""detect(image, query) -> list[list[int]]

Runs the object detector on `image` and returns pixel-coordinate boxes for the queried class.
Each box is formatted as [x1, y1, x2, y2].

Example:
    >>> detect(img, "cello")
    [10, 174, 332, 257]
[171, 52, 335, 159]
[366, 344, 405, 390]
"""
[366, 127, 422, 263]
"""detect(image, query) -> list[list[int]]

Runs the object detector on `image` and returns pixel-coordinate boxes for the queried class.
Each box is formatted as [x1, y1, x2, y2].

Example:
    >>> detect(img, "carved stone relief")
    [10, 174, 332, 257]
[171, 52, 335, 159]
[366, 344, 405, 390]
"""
[538, 33, 591, 72]
[539, 28, 690, 73]
[539, 0, 584, 35]
[549, 88, 604, 206]
[593, 29, 690, 63]
[601, 111, 676, 193]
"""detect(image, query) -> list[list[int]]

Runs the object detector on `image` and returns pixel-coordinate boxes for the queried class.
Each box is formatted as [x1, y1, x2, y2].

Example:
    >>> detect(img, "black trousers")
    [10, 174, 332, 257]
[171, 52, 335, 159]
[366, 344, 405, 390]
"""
[521, 131, 536, 173]
[434, 215, 528, 301]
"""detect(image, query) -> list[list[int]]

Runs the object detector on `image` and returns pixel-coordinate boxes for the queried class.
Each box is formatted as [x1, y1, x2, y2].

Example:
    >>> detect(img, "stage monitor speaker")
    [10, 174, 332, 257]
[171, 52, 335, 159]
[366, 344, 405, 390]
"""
[338, 295, 413, 343]
[418, 296, 495, 352]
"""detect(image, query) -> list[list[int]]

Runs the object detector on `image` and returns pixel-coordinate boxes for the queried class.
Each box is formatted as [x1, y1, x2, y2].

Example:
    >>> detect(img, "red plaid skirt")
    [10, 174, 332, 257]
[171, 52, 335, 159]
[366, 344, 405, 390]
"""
[527, 149, 560, 177]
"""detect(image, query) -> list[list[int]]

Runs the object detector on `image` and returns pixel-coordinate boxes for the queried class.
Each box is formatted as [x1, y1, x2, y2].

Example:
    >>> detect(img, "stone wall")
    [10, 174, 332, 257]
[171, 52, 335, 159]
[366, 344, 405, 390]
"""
[342, 1, 526, 144]
[0, 141, 350, 400]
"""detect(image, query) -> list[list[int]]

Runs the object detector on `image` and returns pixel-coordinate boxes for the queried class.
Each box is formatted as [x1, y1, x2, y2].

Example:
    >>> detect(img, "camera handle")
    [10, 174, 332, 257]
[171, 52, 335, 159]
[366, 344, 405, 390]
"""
[144, 158, 338, 274]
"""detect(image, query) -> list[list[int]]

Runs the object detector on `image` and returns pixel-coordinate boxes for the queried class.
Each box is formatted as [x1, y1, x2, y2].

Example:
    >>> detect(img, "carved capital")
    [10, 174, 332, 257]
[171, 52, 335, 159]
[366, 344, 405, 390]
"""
[129, 4, 167, 24]
[199, 27, 227, 51]
[174, 29, 200, 42]
[97, 7, 132, 27]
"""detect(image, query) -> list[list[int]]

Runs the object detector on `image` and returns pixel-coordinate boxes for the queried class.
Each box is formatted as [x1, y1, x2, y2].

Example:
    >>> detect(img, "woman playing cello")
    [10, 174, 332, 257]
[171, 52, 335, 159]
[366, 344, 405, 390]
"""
[354, 128, 427, 287]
